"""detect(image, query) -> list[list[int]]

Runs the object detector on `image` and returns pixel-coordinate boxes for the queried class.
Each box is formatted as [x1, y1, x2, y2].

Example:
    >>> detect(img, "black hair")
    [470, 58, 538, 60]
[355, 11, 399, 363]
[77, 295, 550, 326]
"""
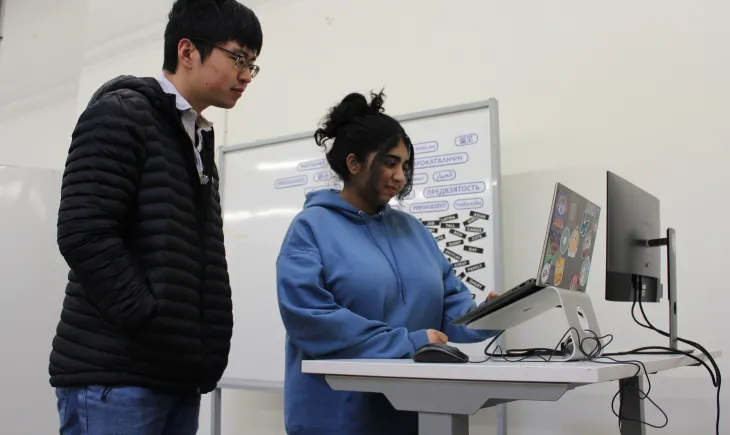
[163, 0, 263, 73]
[314, 90, 414, 201]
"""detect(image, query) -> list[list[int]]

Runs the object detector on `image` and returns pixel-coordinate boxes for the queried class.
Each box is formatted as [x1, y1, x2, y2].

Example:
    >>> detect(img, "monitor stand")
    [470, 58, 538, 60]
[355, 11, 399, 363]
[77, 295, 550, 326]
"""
[466, 286, 603, 361]
[645, 228, 678, 350]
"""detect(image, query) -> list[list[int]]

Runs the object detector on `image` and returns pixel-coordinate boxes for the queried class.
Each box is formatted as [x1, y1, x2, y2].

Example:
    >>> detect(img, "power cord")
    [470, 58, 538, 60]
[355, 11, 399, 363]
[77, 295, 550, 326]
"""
[470, 325, 717, 432]
[466, 330, 505, 363]
[625, 288, 722, 435]
[473, 327, 612, 363]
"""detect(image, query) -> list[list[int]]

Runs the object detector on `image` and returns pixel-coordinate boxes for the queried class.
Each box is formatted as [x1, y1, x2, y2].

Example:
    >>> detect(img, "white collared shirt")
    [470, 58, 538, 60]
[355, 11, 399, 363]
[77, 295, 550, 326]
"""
[156, 73, 213, 174]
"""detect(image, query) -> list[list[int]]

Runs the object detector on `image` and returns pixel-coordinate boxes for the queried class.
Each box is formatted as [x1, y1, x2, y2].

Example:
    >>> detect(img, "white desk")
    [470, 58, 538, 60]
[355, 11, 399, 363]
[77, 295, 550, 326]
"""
[301, 350, 721, 435]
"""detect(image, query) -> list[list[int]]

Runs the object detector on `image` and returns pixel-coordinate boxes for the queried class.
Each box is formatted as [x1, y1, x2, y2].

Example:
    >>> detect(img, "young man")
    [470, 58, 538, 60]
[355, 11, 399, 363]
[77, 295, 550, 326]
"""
[48, 1, 262, 433]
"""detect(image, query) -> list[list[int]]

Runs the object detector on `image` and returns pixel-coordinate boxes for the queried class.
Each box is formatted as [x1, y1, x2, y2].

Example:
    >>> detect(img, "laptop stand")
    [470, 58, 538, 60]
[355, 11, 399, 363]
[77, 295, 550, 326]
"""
[466, 287, 604, 361]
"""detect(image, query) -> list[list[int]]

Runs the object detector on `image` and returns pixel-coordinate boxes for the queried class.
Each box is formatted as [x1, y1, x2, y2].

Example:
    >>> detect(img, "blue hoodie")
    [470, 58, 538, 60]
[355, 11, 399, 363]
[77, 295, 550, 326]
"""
[276, 189, 499, 435]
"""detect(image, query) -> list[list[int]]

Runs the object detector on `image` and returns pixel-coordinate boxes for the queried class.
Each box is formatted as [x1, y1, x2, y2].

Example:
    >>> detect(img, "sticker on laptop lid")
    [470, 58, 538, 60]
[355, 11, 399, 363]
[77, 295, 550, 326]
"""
[582, 234, 592, 257]
[557, 192, 568, 216]
[552, 192, 568, 229]
[580, 211, 590, 236]
[434, 234, 446, 242]
[569, 274, 579, 290]
[441, 222, 460, 229]
[540, 260, 552, 284]
[560, 227, 570, 255]
[579, 257, 591, 286]
[568, 227, 580, 258]
[465, 226, 484, 233]
[458, 271, 466, 281]
[569, 202, 578, 222]
[545, 227, 560, 260]
[554, 256, 565, 286]
[586, 203, 600, 216]
[447, 239, 464, 247]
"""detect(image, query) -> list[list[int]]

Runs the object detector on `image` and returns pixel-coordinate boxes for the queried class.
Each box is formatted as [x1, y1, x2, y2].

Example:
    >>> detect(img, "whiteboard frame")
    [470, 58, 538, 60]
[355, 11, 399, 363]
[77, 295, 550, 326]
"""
[215, 98, 505, 388]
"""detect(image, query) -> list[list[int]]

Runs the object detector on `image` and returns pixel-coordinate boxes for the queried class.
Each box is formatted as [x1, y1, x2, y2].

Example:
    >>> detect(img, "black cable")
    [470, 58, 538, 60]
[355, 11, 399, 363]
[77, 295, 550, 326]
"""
[603, 346, 717, 385]
[468, 329, 568, 364]
[468, 288, 721, 433]
[596, 354, 669, 429]
[475, 327, 611, 363]
[473, 326, 674, 430]
[466, 330, 505, 364]
[554, 328, 671, 430]
[631, 288, 722, 435]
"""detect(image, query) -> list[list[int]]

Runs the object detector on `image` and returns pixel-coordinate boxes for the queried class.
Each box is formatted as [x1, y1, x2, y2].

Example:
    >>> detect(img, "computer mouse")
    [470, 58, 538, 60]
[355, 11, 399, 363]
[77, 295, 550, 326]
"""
[413, 343, 469, 364]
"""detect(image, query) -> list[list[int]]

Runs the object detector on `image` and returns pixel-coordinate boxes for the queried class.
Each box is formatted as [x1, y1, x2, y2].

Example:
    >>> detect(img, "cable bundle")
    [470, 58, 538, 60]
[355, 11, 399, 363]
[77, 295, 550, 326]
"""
[467, 292, 721, 434]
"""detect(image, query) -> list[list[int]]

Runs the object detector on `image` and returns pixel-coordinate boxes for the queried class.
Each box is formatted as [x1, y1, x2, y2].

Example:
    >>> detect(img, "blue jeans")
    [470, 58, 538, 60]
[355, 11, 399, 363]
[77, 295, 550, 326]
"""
[56, 386, 201, 435]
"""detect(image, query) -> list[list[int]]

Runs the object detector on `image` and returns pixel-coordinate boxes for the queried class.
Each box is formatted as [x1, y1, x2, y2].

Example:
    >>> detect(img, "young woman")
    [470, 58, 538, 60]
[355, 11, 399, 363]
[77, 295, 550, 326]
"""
[276, 91, 500, 435]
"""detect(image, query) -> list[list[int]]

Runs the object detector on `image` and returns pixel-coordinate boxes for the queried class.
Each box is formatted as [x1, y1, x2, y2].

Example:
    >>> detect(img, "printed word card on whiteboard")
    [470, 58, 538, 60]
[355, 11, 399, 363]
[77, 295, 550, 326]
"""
[217, 99, 504, 388]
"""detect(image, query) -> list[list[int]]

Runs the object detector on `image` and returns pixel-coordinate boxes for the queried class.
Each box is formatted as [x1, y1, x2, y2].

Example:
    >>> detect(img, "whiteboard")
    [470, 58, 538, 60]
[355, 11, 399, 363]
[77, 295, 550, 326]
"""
[218, 100, 504, 387]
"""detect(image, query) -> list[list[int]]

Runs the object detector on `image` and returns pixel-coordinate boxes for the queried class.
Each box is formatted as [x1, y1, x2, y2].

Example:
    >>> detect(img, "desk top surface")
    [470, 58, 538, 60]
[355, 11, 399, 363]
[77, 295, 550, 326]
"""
[302, 350, 721, 384]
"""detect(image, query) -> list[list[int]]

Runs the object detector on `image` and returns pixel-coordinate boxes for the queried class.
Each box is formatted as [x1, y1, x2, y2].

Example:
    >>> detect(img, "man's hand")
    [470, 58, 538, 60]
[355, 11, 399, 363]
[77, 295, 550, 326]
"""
[427, 329, 448, 344]
[486, 291, 499, 302]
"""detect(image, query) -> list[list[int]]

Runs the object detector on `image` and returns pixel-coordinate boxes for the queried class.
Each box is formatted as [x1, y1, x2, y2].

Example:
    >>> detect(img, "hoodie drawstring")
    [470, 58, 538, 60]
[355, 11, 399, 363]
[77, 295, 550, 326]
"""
[360, 211, 407, 303]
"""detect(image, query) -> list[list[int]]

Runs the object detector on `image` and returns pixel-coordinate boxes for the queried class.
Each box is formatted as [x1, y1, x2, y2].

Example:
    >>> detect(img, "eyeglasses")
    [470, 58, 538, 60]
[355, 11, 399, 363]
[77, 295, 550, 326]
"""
[190, 38, 260, 78]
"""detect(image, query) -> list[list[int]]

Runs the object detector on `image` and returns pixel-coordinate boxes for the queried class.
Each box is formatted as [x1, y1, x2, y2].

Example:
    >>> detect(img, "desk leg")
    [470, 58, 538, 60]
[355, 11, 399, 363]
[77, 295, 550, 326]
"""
[496, 403, 507, 435]
[419, 413, 469, 435]
[618, 376, 645, 435]
[210, 387, 222, 435]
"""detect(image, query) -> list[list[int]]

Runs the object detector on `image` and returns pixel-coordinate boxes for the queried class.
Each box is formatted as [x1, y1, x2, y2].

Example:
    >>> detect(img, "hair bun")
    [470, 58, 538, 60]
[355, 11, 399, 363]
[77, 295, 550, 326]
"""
[170, 0, 222, 15]
[314, 90, 386, 148]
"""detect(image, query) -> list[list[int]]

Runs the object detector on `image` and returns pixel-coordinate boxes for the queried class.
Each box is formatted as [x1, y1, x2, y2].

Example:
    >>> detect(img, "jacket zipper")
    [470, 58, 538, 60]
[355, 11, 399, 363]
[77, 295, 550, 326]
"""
[197, 136, 211, 389]
[171, 109, 208, 390]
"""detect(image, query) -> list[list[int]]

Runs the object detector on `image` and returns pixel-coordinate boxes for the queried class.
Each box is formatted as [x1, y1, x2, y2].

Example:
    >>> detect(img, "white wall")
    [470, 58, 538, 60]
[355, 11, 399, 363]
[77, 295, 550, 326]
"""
[0, 1, 87, 434]
[0, 0, 86, 169]
[0, 165, 68, 435]
[0, 0, 727, 434]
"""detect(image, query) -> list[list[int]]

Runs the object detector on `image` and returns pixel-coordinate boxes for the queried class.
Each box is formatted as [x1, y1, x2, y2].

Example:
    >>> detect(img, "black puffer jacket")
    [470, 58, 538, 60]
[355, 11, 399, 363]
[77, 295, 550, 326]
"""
[49, 75, 232, 394]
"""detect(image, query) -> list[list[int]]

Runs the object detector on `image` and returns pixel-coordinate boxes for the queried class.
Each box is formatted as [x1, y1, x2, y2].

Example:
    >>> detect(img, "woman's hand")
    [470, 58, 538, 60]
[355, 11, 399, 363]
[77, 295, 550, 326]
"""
[426, 329, 448, 344]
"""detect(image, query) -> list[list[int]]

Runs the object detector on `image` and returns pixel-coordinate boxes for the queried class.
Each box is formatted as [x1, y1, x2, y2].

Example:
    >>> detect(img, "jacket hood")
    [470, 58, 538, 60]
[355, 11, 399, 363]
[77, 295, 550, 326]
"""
[303, 189, 393, 221]
[87, 75, 168, 109]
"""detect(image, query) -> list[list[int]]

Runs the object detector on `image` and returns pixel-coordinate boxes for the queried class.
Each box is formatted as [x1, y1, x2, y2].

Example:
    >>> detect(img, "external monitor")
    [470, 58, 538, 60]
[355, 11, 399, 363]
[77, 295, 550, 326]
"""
[605, 171, 663, 303]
